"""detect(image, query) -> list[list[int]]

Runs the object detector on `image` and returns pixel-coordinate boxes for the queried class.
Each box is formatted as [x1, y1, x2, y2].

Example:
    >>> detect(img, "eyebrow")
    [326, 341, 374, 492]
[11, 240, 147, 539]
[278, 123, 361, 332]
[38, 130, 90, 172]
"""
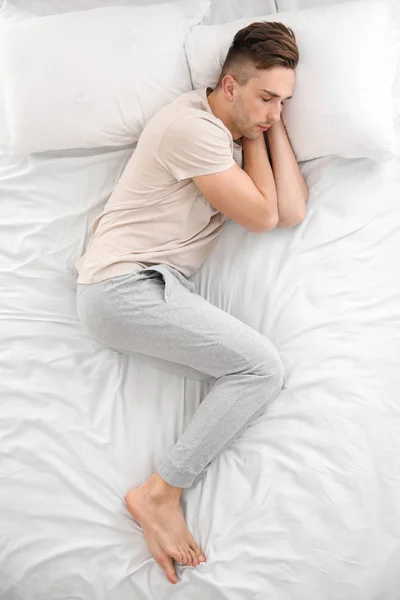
[260, 88, 293, 100]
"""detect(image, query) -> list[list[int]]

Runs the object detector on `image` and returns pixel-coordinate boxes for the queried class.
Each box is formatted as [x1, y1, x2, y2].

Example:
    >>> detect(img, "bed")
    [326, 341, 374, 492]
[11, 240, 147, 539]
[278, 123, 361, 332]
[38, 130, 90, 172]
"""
[1, 1, 400, 599]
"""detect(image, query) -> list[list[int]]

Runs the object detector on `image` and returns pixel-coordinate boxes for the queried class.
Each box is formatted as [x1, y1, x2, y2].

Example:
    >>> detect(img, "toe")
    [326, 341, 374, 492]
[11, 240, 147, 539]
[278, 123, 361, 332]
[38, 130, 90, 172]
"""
[178, 547, 189, 565]
[159, 553, 178, 585]
[174, 549, 184, 564]
[184, 547, 193, 566]
[189, 547, 199, 567]
[192, 543, 206, 563]
[167, 548, 184, 564]
[190, 540, 206, 563]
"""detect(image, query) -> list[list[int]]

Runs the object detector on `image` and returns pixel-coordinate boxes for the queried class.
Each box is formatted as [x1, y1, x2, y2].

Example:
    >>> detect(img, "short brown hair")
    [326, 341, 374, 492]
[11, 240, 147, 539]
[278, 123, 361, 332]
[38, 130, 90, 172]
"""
[217, 22, 299, 87]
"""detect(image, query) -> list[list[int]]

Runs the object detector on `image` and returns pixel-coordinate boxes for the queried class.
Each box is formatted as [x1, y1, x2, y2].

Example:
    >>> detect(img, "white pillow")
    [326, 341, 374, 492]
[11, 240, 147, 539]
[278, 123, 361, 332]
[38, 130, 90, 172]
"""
[0, 0, 172, 16]
[275, 0, 400, 126]
[0, 0, 209, 155]
[395, 67, 400, 125]
[0, 0, 276, 152]
[185, 0, 400, 161]
[2, 0, 276, 23]
[276, 0, 352, 8]
[0, 2, 31, 147]
[202, 0, 276, 25]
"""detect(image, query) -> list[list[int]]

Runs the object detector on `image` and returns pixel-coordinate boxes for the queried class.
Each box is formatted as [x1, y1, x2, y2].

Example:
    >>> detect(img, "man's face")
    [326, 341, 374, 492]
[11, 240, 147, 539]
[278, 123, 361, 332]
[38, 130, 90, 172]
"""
[230, 66, 295, 140]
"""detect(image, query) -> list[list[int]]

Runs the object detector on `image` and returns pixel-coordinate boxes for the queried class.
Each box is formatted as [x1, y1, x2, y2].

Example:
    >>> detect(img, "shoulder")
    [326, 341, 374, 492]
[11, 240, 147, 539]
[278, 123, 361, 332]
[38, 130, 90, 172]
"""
[162, 111, 232, 150]
[161, 89, 231, 138]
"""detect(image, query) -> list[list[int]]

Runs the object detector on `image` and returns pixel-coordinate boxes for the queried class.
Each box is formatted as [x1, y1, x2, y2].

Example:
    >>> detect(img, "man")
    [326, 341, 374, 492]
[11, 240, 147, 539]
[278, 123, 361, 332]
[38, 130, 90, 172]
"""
[75, 21, 308, 585]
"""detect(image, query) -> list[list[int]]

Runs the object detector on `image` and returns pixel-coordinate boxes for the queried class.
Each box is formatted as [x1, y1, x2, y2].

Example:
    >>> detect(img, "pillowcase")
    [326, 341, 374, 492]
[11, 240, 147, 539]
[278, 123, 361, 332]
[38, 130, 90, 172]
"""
[275, 0, 400, 126]
[0, 0, 209, 155]
[0, 0, 277, 153]
[2, 0, 276, 22]
[202, 0, 276, 25]
[276, 0, 351, 8]
[0, 0, 172, 16]
[185, 0, 400, 162]
[393, 11, 400, 125]
[0, 2, 31, 147]
[395, 68, 400, 125]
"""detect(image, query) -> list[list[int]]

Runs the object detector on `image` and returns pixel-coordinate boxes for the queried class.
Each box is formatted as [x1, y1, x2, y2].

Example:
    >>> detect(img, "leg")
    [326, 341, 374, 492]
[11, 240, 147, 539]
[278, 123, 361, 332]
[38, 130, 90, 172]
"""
[76, 267, 284, 582]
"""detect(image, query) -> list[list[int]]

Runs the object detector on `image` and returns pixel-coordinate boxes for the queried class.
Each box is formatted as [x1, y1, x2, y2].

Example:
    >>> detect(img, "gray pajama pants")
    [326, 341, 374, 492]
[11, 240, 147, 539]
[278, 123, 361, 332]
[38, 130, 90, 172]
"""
[76, 264, 284, 489]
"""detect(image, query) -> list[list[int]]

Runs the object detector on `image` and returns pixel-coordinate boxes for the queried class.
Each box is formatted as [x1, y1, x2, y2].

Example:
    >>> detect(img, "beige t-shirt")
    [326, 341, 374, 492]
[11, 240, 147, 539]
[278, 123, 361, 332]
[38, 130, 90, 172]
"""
[75, 87, 240, 284]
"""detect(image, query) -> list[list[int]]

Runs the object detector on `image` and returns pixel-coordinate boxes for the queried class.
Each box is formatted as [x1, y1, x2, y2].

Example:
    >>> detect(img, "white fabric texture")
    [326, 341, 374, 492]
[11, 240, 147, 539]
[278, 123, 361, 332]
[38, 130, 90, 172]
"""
[2, 0, 399, 154]
[202, 0, 276, 24]
[0, 3, 30, 146]
[0, 1, 210, 154]
[0, 0, 172, 15]
[1, 140, 400, 598]
[0, 0, 277, 147]
[1, 0, 275, 19]
[393, 9, 400, 124]
[396, 70, 400, 124]
[277, 0, 354, 8]
[275, 0, 400, 124]
[0, 0, 28, 18]
[1, 1, 400, 597]
[185, 0, 400, 161]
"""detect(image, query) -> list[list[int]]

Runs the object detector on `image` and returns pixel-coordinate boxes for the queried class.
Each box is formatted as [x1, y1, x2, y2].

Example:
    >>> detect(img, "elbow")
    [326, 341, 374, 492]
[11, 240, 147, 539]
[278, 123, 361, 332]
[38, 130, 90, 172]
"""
[278, 189, 309, 227]
[263, 213, 279, 232]
[249, 212, 279, 233]
[278, 211, 306, 228]
[278, 202, 307, 228]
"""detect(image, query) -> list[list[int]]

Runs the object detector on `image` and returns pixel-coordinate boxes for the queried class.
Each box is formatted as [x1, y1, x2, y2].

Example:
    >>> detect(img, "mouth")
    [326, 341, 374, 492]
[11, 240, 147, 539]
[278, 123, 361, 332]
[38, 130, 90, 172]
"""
[258, 125, 271, 131]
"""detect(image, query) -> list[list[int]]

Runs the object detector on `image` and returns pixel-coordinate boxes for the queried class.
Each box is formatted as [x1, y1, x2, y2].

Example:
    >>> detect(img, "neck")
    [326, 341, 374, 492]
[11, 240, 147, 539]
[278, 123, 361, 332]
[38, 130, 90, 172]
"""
[207, 87, 241, 141]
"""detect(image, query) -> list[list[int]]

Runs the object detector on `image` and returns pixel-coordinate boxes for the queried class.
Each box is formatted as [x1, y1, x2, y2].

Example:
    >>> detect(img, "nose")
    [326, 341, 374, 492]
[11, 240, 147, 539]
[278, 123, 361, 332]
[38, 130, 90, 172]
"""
[269, 107, 281, 123]
[267, 104, 281, 124]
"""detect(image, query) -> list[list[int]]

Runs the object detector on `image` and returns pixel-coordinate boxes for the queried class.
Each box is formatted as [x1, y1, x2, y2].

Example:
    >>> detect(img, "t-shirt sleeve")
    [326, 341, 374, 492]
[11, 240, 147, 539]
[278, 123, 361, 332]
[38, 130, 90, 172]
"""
[159, 114, 235, 182]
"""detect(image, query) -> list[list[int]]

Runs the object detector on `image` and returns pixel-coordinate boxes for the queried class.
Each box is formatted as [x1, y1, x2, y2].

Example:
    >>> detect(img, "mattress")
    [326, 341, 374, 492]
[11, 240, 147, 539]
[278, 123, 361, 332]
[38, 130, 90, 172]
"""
[1, 127, 400, 598]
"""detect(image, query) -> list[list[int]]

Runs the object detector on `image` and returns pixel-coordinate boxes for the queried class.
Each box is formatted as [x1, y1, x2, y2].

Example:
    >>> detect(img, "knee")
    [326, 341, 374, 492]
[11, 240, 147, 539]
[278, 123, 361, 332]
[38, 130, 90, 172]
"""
[272, 360, 285, 392]
[248, 341, 285, 390]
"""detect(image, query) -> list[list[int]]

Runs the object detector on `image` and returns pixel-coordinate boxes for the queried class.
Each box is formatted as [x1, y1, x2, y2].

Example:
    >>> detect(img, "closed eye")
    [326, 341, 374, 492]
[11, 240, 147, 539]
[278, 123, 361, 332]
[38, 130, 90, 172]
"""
[262, 97, 285, 106]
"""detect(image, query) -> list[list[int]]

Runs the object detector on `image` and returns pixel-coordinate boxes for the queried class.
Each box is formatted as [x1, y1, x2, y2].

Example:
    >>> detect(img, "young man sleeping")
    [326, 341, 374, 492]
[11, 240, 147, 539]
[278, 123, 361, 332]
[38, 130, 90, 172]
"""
[75, 20, 308, 585]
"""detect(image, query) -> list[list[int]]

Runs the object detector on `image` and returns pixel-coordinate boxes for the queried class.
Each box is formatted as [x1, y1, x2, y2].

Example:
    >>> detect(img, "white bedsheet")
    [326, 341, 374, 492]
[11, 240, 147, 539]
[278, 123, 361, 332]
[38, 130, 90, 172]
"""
[1, 142, 400, 599]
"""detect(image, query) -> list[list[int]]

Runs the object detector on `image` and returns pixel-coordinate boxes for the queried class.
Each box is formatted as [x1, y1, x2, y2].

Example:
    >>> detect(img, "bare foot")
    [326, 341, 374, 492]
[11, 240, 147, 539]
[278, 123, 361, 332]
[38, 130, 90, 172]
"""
[125, 473, 206, 584]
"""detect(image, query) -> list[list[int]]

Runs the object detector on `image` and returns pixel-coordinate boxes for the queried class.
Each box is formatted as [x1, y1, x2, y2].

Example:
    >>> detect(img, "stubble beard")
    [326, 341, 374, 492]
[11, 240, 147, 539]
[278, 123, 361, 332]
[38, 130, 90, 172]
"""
[231, 96, 259, 141]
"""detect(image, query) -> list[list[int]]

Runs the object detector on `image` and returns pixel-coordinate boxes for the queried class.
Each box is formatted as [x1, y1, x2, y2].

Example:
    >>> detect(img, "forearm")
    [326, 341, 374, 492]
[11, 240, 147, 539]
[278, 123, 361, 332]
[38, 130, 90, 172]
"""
[266, 118, 308, 226]
[242, 135, 279, 222]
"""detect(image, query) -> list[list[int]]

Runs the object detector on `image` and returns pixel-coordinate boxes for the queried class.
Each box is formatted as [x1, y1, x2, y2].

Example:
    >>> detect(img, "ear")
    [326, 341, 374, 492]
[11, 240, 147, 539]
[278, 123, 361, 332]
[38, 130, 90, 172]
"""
[221, 74, 238, 102]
